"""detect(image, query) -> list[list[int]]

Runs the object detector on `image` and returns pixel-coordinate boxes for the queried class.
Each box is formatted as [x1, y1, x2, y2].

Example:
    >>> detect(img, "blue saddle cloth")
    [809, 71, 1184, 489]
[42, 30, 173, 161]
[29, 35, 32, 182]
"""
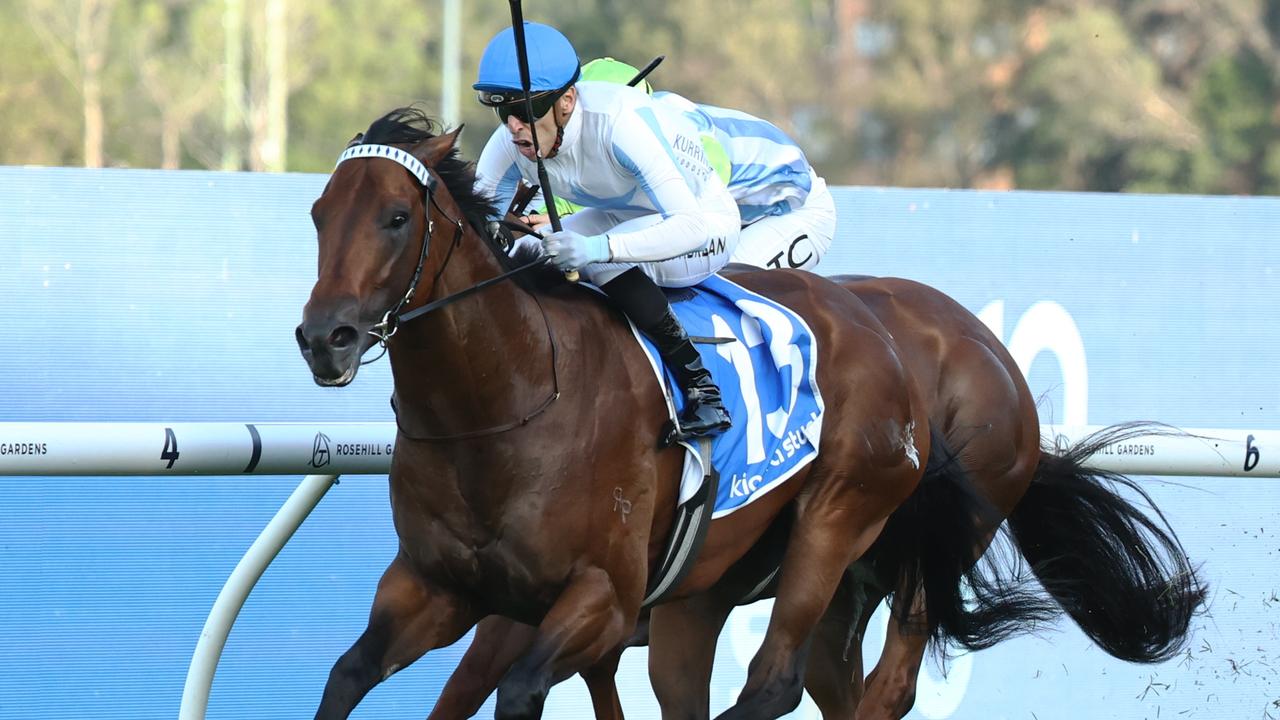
[634, 275, 825, 518]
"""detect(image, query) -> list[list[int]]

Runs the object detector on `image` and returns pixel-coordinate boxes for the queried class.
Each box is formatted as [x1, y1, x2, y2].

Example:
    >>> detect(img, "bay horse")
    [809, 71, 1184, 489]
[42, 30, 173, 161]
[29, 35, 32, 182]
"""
[792, 277, 1206, 718]
[424, 275, 1205, 718]
[297, 107, 940, 719]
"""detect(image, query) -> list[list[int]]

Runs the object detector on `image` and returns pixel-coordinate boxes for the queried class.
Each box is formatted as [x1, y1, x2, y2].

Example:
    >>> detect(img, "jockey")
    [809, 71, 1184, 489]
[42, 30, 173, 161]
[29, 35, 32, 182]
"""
[579, 57, 836, 271]
[473, 22, 737, 441]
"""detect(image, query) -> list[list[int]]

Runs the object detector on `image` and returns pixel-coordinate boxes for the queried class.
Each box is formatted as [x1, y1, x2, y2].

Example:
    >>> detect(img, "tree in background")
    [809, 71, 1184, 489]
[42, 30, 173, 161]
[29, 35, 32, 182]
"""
[1, 0, 1276, 196]
[285, 0, 445, 172]
[0, 3, 81, 166]
[246, 0, 288, 172]
[120, 0, 223, 169]
[1003, 5, 1199, 191]
[24, 0, 118, 168]
[826, 0, 1035, 187]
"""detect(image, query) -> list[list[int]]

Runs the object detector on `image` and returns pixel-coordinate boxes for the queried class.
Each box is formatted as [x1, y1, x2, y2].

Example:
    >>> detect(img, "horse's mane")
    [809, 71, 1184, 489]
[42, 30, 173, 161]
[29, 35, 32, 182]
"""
[360, 106, 565, 292]
[361, 107, 498, 236]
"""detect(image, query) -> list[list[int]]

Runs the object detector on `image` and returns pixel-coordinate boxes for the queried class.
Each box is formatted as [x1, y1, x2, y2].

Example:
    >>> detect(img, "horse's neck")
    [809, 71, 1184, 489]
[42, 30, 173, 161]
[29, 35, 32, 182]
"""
[387, 238, 552, 437]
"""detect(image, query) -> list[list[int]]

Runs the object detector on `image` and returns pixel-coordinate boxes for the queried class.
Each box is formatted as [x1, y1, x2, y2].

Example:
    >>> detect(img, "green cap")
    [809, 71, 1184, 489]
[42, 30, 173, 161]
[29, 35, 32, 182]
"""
[581, 57, 652, 94]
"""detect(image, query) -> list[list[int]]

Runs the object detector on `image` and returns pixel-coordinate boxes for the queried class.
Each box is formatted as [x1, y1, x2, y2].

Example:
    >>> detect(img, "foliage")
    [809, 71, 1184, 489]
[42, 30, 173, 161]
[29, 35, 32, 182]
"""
[0, 0, 1275, 195]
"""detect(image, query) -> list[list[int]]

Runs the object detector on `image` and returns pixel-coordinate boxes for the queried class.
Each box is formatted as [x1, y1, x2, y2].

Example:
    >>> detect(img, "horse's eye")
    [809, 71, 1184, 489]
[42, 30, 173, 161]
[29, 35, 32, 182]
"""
[388, 213, 409, 230]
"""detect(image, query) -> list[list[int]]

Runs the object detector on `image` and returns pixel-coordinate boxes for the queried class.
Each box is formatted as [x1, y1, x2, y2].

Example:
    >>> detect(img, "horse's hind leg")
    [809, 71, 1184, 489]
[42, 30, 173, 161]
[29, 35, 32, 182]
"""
[495, 566, 633, 720]
[854, 589, 928, 720]
[804, 571, 883, 719]
[315, 554, 476, 720]
[648, 592, 735, 720]
[858, 361, 1040, 716]
[718, 455, 923, 720]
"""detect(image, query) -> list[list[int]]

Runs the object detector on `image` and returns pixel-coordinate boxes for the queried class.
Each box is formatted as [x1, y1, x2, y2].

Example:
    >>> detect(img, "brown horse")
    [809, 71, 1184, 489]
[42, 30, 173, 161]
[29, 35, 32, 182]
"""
[296, 107, 934, 720]
[758, 277, 1205, 719]
[425, 272, 1042, 719]
[424, 275, 1206, 719]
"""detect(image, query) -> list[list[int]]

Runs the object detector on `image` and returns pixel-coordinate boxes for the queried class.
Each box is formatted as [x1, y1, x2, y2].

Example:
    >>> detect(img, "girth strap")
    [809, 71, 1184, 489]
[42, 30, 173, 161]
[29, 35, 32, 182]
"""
[642, 437, 719, 608]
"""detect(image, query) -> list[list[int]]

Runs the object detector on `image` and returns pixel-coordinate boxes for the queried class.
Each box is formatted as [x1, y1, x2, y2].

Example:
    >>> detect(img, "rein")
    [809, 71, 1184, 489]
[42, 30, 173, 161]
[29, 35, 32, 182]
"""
[335, 142, 561, 441]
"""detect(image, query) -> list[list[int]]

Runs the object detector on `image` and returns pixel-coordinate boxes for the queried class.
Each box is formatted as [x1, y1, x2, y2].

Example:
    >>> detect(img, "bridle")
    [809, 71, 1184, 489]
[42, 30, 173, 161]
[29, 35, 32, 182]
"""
[331, 142, 559, 440]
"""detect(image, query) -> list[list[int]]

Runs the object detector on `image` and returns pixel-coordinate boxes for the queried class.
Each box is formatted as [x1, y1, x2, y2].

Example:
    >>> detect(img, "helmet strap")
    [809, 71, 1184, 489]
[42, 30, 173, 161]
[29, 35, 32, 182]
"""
[545, 102, 568, 159]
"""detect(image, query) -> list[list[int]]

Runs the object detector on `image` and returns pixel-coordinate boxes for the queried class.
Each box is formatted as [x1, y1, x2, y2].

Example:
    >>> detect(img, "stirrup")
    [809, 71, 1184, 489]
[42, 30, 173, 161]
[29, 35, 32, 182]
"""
[659, 408, 732, 448]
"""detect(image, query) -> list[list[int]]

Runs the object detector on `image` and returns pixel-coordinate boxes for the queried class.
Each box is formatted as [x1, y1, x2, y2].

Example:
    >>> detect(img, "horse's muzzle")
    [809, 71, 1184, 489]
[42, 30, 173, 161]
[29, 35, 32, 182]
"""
[295, 318, 362, 386]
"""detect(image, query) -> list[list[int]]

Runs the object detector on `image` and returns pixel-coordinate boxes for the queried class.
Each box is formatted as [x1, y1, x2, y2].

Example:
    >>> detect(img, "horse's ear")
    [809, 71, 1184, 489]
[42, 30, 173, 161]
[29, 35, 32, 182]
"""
[346, 133, 364, 149]
[415, 125, 464, 166]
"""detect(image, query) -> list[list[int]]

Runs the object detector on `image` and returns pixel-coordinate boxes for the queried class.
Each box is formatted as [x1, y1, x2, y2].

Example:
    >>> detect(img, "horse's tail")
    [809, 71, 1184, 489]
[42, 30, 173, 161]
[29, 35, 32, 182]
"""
[1005, 423, 1208, 662]
[865, 427, 1057, 652]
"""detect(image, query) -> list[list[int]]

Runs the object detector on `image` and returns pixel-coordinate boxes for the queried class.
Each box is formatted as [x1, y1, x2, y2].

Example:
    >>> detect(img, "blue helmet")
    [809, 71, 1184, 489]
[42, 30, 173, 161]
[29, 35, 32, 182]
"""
[474, 22, 580, 101]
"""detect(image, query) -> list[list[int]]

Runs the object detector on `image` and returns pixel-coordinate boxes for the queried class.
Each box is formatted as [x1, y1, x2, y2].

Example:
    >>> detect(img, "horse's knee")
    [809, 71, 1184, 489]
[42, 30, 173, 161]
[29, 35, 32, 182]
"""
[495, 663, 550, 720]
[653, 672, 710, 720]
[315, 639, 386, 719]
[328, 647, 373, 686]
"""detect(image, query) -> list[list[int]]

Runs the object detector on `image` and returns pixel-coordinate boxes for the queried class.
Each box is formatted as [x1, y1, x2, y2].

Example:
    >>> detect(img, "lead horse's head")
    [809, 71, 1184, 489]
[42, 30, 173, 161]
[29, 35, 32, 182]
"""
[296, 108, 491, 386]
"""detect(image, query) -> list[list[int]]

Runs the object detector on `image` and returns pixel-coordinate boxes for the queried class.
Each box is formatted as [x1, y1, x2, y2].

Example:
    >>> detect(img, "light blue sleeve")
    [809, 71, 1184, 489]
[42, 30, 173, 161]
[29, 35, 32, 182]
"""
[474, 126, 527, 218]
[604, 108, 713, 262]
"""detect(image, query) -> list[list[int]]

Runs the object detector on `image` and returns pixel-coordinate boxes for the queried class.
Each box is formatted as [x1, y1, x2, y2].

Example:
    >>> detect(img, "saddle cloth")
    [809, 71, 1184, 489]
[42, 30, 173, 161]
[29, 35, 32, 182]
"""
[630, 274, 825, 518]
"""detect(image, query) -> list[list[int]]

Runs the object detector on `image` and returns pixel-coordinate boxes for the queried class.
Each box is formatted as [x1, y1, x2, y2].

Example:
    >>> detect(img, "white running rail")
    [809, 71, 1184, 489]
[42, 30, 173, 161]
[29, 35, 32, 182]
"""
[1, 421, 1277, 719]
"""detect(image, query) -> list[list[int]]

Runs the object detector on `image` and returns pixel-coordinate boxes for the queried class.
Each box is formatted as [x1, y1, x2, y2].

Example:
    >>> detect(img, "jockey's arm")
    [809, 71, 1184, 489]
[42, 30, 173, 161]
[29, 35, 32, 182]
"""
[473, 126, 525, 216]
[602, 110, 715, 263]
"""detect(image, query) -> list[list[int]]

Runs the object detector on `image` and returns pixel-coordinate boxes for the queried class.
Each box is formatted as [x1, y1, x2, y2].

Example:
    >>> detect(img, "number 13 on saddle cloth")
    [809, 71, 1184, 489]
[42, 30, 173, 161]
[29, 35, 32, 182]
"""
[629, 274, 826, 517]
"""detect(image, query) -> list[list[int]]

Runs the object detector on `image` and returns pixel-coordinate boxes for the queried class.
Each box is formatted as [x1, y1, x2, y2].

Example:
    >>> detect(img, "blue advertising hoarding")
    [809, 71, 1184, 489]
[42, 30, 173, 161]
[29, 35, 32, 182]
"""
[2, 166, 1278, 719]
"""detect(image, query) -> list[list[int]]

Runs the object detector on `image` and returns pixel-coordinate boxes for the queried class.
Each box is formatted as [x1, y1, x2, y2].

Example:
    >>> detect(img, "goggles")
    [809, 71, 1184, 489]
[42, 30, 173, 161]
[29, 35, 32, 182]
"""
[476, 66, 580, 125]
[478, 89, 564, 125]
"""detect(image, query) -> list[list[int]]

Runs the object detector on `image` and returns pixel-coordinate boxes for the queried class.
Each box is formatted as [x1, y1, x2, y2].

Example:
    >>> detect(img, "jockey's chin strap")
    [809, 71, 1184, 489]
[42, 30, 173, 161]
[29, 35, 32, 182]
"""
[544, 105, 567, 159]
[334, 142, 560, 440]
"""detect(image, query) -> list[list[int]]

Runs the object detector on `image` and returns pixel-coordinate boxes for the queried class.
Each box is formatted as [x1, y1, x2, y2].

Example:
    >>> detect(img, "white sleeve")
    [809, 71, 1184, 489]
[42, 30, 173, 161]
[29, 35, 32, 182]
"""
[474, 127, 527, 219]
[602, 109, 713, 263]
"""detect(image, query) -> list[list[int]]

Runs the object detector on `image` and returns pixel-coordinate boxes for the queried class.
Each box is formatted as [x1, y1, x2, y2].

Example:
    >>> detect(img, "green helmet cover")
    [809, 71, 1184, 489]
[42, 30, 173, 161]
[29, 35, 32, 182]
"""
[579, 57, 731, 188]
[581, 57, 652, 94]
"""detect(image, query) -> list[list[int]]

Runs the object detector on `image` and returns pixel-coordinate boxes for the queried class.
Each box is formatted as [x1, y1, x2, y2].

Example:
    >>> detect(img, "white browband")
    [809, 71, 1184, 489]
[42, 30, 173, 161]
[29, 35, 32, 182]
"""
[334, 144, 432, 188]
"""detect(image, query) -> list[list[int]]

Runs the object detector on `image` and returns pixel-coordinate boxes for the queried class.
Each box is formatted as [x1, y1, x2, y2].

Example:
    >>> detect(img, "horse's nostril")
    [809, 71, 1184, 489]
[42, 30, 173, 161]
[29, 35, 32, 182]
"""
[295, 325, 310, 353]
[329, 325, 358, 349]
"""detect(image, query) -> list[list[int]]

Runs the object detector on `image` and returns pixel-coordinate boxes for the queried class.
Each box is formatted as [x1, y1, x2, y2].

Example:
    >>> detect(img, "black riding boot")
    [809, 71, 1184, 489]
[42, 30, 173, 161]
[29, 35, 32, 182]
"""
[601, 268, 732, 444]
[647, 308, 733, 442]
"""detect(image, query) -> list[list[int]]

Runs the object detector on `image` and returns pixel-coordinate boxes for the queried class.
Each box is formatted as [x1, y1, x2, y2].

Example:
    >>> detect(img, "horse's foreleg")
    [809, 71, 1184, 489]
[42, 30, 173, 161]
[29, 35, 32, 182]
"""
[315, 554, 476, 720]
[856, 589, 927, 720]
[581, 645, 626, 719]
[648, 593, 734, 720]
[495, 566, 632, 720]
[432, 612, 642, 720]
[428, 616, 538, 719]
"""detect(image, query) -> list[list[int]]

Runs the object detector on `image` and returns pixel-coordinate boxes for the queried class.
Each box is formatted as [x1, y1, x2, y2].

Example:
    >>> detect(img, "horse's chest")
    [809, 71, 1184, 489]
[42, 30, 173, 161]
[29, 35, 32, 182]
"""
[389, 482, 570, 612]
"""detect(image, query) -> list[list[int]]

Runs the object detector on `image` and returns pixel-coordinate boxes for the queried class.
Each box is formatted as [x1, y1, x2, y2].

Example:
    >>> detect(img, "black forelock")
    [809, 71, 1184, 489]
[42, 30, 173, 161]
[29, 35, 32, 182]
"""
[361, 106, 499, 239]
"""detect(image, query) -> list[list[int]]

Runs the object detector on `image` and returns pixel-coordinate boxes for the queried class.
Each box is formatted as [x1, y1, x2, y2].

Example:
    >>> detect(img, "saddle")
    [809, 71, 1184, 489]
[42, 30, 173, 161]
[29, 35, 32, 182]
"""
[630, 275, 826, 605]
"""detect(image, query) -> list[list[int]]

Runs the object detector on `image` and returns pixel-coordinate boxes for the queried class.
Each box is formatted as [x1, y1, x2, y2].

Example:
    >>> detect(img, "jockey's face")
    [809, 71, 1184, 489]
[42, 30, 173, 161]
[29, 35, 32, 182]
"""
[502, 87, 576, 161]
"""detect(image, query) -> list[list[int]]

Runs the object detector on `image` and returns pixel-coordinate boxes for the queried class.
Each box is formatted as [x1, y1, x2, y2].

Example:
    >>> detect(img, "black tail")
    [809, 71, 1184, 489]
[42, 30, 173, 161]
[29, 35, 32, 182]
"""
[865, 428, 1057, 652]
[1006, 423, 1207, 663]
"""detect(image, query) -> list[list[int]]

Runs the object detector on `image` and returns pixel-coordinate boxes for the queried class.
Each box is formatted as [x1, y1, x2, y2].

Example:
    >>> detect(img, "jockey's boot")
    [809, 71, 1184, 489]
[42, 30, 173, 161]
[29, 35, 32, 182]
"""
[648, 308, 733, 443]
[600, 268, 732, 445]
